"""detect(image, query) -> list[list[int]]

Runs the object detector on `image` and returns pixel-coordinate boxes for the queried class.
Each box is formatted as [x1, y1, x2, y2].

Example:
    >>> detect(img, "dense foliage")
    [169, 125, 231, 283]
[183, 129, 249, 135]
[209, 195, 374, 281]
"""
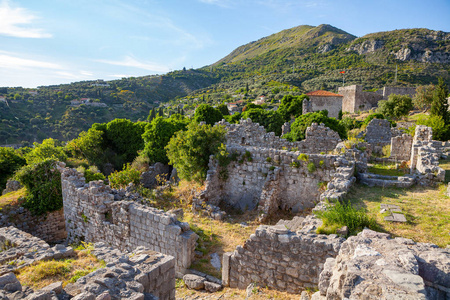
[241, 108, 284, 136]
[141, 115, 189, 165]
[166, 122, 226, 182]
[377, 94, 413, 119]
[430, 78, 449, 123]
[15, 159, 62, 215]
[277, 94, 308, 122]
[283, 111, 347, 141]
[193, 104, 224, 125]
[25, 138, 67, 165]
[108, 164, 141, 189]
[0, 147, 26, 190]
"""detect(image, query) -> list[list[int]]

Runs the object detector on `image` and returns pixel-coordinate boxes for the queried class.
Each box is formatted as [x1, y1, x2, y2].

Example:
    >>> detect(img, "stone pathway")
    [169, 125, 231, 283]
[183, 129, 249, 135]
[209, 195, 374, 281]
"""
[380, 204, 407, 222]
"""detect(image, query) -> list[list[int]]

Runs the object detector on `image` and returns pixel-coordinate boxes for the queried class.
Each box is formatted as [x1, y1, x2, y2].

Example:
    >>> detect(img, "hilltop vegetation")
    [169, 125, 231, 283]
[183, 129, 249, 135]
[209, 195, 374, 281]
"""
[1, 25, 450, 145]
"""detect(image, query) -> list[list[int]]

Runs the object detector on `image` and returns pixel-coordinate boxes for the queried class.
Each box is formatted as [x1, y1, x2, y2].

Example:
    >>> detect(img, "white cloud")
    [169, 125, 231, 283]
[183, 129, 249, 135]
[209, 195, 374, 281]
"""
[107, 74, 137, 78]
[95, 56, 170, 73]
[0, 52, 61, 69]
[0, 0, 52, 38]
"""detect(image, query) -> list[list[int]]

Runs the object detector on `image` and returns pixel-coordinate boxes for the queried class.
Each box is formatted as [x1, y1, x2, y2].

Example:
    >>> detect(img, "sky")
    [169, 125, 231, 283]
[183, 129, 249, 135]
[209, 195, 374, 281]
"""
[1, 0, 449, 88]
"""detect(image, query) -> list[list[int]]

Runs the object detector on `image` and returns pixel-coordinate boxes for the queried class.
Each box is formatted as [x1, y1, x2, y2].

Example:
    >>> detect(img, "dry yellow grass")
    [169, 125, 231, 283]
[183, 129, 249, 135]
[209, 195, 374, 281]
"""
[0, 188, 26, 213]
[16, 245, 105, 290]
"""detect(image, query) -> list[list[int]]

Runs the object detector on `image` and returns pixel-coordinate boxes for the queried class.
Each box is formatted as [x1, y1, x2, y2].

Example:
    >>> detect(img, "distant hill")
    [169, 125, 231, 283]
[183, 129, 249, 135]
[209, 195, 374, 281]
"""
[1, 25, 449, 145]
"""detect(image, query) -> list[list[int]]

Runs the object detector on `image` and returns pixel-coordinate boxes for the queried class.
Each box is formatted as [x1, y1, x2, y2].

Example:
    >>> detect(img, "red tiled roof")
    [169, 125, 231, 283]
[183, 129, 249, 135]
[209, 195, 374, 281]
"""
[306, 90, 343, 97]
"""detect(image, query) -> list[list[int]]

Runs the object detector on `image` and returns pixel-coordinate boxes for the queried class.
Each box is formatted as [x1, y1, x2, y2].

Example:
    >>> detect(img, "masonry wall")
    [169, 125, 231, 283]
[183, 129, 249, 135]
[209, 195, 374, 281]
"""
[219, 119, 341, 154]
[339, 85, 383, 113]
[382, 86, 416, 98]
[61, 168, 197, 274]
[0, 208, 66, 243]
[222, 225, 343, 293]
[303, 96, 343, 118]
[390, 134, 413, 160]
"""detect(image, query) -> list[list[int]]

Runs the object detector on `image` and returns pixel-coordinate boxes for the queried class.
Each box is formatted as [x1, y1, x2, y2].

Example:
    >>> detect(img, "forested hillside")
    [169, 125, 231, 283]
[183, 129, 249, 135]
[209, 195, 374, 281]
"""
[1, 24, 449, 145]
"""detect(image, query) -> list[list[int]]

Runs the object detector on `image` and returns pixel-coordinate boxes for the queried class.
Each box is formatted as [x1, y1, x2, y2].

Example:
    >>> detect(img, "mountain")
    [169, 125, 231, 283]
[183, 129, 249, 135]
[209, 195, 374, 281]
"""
[1, 25, 449, 145]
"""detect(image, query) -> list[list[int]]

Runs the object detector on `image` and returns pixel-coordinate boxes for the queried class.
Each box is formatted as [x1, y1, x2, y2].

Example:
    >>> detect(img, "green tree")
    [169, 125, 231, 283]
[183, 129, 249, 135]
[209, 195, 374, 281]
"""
[417, 115, 449, 141]
[430, 78, 449, 123]
[166, 122, 226, 182]
[15, 159, 62, 215]
[278, 94, 308, 122]
[413, 84, 435, 110]
[193, 104, 224, 125]
[141, 114, 189, 164]
[217, 104, 230, 116]
[0, 147, 26, 190]
[147, 108, 157, 122]
[25, 138, 67, 165]
[241, 108, 284, 136]
[377, 94, 413, 119]
[105, 119, 146, 163]
[66, 128, 105, 167]
[284, 111, 347, 141]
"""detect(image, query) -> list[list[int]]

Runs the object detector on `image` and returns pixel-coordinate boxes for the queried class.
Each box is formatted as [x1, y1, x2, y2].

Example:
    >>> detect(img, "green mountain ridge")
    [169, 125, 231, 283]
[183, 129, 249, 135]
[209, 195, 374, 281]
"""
[1, 24, 449, 145]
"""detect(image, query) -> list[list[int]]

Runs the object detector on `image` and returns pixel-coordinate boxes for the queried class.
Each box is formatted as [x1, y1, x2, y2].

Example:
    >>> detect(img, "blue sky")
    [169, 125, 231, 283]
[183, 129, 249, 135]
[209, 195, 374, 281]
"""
[1, 0, 449, 88]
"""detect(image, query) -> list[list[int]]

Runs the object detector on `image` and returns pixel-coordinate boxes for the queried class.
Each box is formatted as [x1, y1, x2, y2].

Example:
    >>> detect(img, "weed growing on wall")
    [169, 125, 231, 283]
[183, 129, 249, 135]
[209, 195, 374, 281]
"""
[108, 163, 140, 189]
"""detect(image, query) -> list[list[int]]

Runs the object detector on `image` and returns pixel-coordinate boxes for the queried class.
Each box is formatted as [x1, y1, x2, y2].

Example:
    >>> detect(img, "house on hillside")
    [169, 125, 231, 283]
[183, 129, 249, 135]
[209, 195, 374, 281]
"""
[253, 95, 266, 105]
[70, 99, 82, 106]
[0, 96, 6, 103]
[28, 90, 38, 96]
[303, 90, 343, 118]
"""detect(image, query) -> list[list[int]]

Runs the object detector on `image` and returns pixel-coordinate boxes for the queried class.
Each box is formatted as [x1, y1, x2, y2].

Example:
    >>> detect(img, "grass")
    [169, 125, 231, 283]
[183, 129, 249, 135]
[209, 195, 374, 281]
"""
[315, 201, 378, 236]
[407, 112, 429, 122]
[16, 243, 105, 290]
[0, 188, 26, 213]
[346, 184, 450, 248]
[367, 163, 408, 177]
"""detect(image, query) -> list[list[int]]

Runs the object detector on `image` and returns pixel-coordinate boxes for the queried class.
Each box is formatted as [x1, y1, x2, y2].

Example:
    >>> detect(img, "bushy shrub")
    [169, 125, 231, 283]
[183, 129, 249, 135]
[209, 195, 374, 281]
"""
[15, 159, 62, 215]
[0, 147, 26, 191]
[77, 166, 105, 183]
[417, 115, 449, 141]
[315, 201, 378, 236]
[108, 164, 141, 189]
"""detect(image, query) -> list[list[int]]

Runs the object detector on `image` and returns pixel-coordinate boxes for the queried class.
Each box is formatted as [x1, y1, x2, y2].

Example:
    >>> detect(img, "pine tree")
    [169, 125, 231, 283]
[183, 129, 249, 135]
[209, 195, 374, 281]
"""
[430, 77, 449, 123]
[158, 107, 164, 117]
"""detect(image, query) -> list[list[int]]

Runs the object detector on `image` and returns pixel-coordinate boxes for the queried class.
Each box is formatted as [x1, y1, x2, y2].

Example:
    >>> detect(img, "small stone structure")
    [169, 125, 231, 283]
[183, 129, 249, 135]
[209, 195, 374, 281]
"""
[410, 125, 445, 184]
[390, 133, 413, 160]
[0, 208, 66, 243]
[339, 85, 416, 113]
[220, 119, 341, 154]
[203, 119, 344, 219]
[222, 221, 344, 293]
[1, 179, 22, 195]
[61, 168, 197, 275]
[303, 90, 343, 119]
[0, 228, 176, 300]
[364, 118, 391, 154]
[313, 229, 450, 299]
[0, 227, 74, 276]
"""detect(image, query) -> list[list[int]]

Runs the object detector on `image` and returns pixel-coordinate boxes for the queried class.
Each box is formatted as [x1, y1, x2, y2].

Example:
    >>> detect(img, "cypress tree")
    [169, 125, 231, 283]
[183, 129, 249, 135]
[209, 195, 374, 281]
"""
[158, 107, 164, 117]
[430, 77, 449, 123]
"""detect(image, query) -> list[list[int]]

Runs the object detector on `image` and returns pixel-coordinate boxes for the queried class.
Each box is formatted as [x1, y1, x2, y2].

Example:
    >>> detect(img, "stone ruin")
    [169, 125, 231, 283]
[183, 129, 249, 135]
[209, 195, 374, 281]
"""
[61, 167, 197, 276]
[201, 119, 348, 220]
[0, 227, 176, 300]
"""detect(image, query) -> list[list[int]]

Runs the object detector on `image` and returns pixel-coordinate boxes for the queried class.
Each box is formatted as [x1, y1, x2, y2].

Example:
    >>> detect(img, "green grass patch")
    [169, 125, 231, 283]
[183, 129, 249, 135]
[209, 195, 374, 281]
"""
[315, 201, 378, 236]
[368, 163, 407, 177]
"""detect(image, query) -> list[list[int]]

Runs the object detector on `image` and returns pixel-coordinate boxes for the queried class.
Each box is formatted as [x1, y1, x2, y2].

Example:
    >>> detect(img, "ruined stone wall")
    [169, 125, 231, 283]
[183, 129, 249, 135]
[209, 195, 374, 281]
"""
[314, 229, 449, 299]
[364, 118, 392, 154]
[339, 85, 383, 113]
[390, 134, 413, 160]
[204, 146, 337, 215]
[222, 224, 344, 293]
[0, 208, 66, 243]
[382, 86, 416, 98]
[302, 95, 343, 118]
[0, 227, 176, 300]
[410, 125, 445, 184]
[219, 119, 341, 153]
[61, 168, 197, 274]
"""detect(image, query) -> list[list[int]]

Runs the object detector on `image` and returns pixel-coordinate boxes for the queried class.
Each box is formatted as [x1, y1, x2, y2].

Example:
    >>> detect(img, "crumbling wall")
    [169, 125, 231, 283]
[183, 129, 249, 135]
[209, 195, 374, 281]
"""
[390, 134, 413, 160]
[364, 118, 392, 154]
[339, 85, 383, 113]
[222, 223, 344, 293]
[314, 229, 449, 300]
[204, 146, 337, 216]
[219, 119, 341, 153]
[302, 95, 343, 119]
[61, 168, 197, 274]
[0, 228, 176, 300]
[410, 126, 445, 184]
[382, 86, 416, 98]
[0, 208, 66, 243]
